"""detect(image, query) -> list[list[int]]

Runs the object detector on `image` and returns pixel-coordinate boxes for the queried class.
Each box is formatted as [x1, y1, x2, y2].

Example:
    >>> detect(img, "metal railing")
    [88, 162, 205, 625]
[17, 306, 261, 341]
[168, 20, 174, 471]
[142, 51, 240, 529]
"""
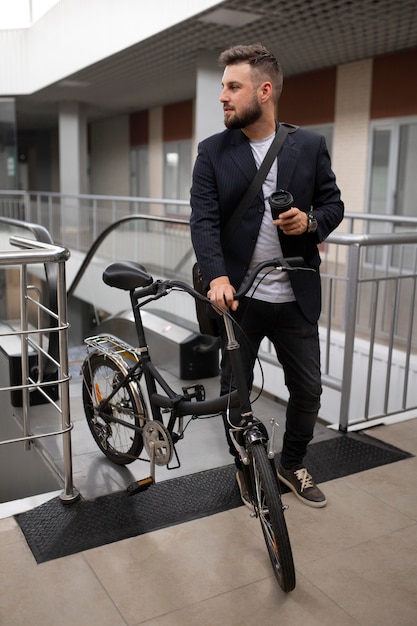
[0, 235, 78, 503]
[1, 189, 417, 432]
[0, 189, 190, 251]
[319, 231, 417, 430]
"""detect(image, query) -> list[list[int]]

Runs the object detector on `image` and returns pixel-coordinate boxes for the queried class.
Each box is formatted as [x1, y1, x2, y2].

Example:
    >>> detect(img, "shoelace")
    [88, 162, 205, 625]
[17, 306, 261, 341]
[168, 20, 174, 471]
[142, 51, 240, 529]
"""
[293, 468, 314, 492]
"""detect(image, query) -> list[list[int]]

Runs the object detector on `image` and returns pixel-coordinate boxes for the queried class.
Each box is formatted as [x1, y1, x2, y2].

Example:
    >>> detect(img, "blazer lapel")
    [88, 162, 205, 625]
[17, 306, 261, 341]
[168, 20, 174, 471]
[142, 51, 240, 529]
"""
[227, 131, 257, 183]
[277, 133, 298, 190]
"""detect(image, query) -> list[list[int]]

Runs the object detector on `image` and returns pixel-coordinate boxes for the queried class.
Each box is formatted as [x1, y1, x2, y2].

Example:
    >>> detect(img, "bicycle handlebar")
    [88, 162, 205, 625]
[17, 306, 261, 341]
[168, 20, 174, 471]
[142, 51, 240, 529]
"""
[103, 256, 313, 306]
[233, 256, 308, 300]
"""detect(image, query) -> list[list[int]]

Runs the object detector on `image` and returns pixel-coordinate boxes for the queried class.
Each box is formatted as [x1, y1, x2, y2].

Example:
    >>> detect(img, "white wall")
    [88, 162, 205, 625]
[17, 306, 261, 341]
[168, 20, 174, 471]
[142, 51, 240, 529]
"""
[0, 0, 222, 93]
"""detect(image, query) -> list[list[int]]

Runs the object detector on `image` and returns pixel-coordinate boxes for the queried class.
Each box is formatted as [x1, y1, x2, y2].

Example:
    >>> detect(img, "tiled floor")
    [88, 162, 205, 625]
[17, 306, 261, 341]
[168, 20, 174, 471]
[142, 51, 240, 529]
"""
[1, 414, 417, 625]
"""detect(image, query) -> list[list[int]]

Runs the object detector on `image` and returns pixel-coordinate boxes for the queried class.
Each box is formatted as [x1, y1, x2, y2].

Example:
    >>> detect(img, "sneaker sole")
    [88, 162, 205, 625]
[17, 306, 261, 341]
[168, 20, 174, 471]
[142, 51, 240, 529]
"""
[277, 471, 327, 508]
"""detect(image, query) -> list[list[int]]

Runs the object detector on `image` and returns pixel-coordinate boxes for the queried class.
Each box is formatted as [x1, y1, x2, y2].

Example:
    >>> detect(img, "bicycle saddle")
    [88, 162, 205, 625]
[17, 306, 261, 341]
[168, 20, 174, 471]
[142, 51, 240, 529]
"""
[103, 261, 153, 290]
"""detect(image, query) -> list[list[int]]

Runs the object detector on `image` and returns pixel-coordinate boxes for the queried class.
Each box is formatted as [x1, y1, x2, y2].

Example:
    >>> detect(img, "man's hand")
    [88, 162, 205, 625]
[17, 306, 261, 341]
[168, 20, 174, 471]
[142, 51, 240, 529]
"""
[207, 276, 238, 314]
[273, 207, 308, 235]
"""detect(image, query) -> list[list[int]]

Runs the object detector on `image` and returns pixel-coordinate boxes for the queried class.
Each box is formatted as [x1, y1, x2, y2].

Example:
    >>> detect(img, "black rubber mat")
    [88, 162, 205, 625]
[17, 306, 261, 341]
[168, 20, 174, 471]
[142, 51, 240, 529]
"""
[16, 432, 412, 563]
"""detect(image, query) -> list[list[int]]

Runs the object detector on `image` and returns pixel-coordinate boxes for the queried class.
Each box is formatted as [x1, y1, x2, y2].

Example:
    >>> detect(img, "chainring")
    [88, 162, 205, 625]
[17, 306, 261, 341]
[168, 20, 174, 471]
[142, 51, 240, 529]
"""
[142, 421, 173, 466]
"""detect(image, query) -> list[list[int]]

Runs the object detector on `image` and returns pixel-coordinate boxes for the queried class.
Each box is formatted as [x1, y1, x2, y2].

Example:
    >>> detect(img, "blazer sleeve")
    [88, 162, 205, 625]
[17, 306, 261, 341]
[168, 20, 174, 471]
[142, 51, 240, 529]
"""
[310, 134, 344, 243]
[190, 140, 227, 288]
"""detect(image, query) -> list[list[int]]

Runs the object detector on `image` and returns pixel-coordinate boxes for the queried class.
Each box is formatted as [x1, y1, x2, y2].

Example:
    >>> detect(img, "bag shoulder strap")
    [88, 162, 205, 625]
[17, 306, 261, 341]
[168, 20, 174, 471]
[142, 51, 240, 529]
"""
[220, 123, 298, 247]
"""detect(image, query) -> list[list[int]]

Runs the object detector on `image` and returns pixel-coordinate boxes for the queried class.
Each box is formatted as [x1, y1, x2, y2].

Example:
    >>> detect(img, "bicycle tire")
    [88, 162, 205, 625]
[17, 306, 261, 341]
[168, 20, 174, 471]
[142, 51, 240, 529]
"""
[82, 353, 146, 465]
[250, 442, 296, 592]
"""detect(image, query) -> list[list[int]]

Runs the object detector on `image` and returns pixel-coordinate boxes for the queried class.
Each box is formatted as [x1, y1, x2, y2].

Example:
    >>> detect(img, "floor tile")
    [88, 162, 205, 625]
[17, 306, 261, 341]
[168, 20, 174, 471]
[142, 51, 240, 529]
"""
[276, 477, 415, 565]
[0, 516, 21, 546]
[83, 511, 273, 625]
[363, 418, 417, 453]
[299, 523, 417, 626]
[0, 542, 127, 626]
[347, 455, 417, 520]
[134, 574, 358, 626]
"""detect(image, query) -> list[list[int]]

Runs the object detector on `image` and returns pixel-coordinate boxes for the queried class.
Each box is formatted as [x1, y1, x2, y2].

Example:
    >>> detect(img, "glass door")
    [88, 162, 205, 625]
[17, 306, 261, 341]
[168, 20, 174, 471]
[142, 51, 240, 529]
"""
[369, 118, 417, 220]
[367, 118, 417, 269]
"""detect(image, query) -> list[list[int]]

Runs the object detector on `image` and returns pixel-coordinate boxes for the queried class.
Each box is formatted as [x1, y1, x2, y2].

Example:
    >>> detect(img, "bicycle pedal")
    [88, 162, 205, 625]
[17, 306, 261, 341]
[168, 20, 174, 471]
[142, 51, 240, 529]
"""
[126, 476, 154, 496]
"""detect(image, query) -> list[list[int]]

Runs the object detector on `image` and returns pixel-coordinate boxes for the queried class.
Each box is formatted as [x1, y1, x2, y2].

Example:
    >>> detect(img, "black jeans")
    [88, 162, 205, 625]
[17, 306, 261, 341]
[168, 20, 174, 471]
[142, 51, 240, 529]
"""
[219, 297, 322, 470]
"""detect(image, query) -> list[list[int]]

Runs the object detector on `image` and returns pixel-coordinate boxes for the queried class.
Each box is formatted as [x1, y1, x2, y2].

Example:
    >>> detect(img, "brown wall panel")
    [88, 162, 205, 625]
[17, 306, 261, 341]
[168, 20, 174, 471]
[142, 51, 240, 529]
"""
[130, 110, 149, 146]
[163, 100, 193, 141]
[278, 67, 336, 125]
[371, 47, 417, 119]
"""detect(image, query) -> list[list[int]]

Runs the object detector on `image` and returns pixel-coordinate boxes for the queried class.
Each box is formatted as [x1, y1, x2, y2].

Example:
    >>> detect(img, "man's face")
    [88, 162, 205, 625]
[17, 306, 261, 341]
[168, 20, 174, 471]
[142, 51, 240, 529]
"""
[220, 62, 262, 130]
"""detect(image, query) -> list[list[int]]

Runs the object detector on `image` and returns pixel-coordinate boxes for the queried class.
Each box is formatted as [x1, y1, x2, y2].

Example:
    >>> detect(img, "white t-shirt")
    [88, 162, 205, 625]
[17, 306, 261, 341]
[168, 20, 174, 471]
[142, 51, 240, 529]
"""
[240, 132, 296, 303]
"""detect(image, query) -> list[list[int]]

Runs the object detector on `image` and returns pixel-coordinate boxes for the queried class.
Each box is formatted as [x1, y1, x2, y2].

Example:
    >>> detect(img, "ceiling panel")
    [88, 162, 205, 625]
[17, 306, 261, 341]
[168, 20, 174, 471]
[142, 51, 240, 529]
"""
[15, 0, 417, 129]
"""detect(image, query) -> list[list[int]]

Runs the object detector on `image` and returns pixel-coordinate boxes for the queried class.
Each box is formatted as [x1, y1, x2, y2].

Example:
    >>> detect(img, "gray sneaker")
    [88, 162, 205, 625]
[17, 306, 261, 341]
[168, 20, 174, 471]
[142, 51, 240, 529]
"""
[278, 465, 327, 508]
[236, 470, 252, 509]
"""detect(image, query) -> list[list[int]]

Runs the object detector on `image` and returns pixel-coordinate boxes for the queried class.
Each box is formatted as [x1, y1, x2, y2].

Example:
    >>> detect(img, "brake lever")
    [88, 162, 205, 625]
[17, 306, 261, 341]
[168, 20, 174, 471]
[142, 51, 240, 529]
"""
[138, 280, 171, 308]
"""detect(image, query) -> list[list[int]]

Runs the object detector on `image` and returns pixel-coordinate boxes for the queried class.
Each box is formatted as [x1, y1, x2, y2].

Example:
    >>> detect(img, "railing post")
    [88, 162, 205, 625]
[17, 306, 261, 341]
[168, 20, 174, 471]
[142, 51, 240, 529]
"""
[20, 263, 31, 450]
[338, 243, 361, 432]
[56, 259, 80, 504]
[23, 191, 31, 221]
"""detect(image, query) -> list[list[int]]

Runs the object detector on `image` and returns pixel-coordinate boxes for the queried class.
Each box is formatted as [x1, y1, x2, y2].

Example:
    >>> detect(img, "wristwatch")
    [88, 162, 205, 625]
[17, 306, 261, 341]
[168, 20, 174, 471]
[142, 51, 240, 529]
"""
[307, 212, 318, 233]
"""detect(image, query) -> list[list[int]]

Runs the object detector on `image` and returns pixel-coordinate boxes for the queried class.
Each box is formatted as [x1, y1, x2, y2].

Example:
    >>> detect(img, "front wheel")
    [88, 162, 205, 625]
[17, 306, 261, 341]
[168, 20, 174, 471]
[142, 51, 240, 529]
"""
[250, 442, 296, 592]
[82, 353, 146, 465]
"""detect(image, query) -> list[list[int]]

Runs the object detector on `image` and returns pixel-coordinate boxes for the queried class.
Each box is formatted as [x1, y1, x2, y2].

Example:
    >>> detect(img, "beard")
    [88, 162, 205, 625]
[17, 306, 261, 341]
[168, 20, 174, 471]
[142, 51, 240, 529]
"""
[224, 94, 262, 129]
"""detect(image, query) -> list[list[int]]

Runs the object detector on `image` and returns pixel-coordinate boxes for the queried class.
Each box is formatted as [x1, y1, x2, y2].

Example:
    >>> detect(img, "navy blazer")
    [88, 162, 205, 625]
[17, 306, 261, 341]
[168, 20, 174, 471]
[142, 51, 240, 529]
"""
[190, 124, 344, 323]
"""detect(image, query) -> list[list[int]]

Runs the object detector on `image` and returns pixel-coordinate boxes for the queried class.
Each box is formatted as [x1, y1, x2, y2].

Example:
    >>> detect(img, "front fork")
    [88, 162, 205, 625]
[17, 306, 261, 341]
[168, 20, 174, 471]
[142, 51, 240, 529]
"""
[230, 418, 285, 515]
[229, 417, 280, 466]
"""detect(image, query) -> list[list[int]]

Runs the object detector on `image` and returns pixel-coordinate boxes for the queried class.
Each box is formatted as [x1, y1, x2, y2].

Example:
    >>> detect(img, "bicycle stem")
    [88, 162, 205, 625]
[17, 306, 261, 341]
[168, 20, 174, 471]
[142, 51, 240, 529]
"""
[222, 314, 253, 418]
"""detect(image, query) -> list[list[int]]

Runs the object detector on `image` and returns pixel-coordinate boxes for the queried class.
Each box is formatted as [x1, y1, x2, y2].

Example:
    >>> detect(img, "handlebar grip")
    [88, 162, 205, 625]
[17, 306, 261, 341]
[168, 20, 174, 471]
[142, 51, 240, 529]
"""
[279, 256, 305, 268]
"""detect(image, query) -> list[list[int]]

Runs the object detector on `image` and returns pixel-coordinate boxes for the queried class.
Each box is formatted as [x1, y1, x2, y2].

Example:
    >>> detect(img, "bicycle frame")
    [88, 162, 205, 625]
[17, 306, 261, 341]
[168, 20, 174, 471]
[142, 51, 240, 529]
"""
[82, 256, 307, 484]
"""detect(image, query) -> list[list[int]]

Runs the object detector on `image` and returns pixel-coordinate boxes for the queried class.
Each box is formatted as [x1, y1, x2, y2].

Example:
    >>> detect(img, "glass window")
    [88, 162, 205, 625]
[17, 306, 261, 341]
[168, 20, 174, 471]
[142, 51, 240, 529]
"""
[368, 129, 391, 214]
[396, 122, 417, 218]
[130, 145, 149, 209]
[163, 140, 192, 216]
[0, 98, 17, 191]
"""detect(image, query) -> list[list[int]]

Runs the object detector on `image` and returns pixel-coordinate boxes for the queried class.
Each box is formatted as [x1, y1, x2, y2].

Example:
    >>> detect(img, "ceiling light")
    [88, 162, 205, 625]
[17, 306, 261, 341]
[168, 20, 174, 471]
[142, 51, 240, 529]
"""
[198, 8, 261, 28]
[58, 80, 91, 88]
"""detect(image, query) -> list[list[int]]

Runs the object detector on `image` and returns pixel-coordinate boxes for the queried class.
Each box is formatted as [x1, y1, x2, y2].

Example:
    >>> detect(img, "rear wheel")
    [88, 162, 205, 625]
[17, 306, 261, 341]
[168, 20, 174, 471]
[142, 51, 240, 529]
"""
[251, 442, 296, 592]
[82, 353, 146, 464]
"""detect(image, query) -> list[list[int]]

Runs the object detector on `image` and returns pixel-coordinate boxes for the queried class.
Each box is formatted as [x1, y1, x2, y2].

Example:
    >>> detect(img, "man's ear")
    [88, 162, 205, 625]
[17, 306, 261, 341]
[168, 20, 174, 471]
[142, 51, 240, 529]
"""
[259, 81, 273, 103]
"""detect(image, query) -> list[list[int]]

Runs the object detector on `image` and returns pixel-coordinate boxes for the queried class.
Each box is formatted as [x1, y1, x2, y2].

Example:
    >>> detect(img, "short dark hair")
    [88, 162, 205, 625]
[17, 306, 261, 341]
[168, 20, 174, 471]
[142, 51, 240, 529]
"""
[218, 43, 283, 101]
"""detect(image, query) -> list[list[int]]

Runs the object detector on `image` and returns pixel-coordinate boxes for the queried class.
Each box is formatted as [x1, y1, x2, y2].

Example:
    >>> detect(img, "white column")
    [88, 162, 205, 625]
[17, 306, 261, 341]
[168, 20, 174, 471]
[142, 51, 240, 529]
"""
[194, 51, 224, 153]
[58, 101, 88, 246]
[332, 59, 373, 215]
[58, 101, 87, 195]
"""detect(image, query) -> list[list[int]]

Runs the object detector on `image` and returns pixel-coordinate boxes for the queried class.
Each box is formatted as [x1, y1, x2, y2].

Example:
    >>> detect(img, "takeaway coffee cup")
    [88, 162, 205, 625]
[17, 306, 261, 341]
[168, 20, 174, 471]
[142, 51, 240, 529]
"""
[268, 189, 294, 219]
